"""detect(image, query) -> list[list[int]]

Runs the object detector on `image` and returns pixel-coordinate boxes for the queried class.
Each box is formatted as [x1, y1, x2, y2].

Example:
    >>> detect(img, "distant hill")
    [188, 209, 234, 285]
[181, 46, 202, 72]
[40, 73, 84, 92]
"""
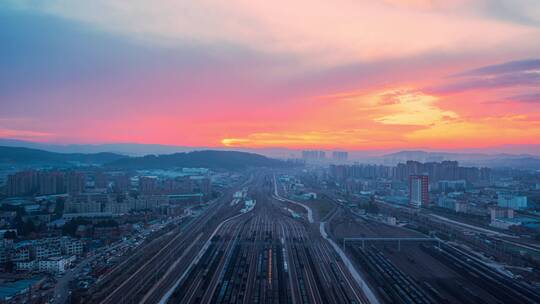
[105, 150, 289, 169]
[0, 138, 299, 158]
[0, 146, 126, 166]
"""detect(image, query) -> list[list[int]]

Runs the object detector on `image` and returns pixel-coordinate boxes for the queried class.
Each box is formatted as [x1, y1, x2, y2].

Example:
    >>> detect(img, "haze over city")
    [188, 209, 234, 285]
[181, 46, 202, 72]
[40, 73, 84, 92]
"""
[2, 2, 540, 304]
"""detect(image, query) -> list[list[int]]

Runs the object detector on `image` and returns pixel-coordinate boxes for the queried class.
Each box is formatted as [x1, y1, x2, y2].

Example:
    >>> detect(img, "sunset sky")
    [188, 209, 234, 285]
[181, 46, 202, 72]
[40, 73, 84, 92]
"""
[2, 1, 540, 151]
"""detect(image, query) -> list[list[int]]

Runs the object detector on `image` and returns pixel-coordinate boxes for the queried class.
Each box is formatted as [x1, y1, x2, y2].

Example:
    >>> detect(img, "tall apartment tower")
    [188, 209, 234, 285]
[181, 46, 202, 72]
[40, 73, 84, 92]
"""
[332, 151, 348, 161]
[409, 175, 429, 207]
[301, 150, 326, 160]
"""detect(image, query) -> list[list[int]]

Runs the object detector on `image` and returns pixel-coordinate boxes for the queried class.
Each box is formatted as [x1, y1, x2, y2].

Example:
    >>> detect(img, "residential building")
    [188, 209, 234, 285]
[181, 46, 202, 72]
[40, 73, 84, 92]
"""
[409, 175, 429, 207]
[15, 260, 36, 271]
[6, 171, 37, 196]
[38, 256, 70, 273]
[332, 151, 348, 161]
[12, 246, 31, 262]
[438, 180, 466, 193]
[437, 196, 457, 210]
[61, 237, 83, 256]
[66, 172, 85, 194]
[35, 245, 61, 260]
[489, 206, 514, 221]
[302, 150, 326, 160]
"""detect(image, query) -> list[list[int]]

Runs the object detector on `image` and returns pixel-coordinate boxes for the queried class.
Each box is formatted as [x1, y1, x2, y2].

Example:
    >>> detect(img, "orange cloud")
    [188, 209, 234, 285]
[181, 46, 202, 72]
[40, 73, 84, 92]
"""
[219, 86, 540, 149]
[0, 128, 55, 141]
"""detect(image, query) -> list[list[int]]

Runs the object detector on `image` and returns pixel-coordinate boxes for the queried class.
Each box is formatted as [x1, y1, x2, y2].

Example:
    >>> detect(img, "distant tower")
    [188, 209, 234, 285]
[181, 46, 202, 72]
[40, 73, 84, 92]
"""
[409, 175, 429, 207]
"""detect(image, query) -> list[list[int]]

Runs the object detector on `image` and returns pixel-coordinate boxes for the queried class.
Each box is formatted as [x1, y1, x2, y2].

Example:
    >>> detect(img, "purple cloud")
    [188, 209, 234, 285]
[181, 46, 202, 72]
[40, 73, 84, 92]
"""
[508, 92, 540, 103]
[455, 58, 540, 76]
[427, 58, 540, 94]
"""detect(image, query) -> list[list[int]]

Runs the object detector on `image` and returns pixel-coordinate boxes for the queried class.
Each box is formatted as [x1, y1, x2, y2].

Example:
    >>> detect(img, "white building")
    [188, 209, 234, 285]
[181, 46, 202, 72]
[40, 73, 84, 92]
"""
[61, 237, 83, 256]
[16, 260, 36, 271]
[409, 175, 429, 207]
[38, 256, 71, 273]
[12, 247, 31, 262]
[36, 245, 61, 260]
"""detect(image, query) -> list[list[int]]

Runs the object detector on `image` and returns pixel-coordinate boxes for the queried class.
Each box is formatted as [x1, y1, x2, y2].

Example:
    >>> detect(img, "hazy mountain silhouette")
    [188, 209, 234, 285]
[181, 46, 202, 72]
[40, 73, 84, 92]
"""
[105, 150, 291, 169]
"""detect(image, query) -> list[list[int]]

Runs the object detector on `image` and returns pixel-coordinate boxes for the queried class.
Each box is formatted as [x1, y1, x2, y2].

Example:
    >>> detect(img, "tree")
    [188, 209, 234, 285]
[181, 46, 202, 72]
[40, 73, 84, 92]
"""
[20, 219, 37, 236]
[3, 230, 16, 239]
[366, 195, 379, 214]
[62, 218, 91, 237]
[4, 261, 14, 272]
[53, 198, 65, 219]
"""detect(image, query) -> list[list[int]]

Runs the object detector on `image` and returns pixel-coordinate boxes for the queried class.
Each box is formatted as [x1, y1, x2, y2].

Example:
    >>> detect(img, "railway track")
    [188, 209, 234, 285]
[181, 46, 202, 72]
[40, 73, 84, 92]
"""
[166, 172, 369, 304]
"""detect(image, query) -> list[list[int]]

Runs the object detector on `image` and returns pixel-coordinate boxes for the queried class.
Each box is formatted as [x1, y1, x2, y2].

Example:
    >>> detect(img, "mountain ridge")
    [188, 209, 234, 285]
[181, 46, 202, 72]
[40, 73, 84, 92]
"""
[0, 146, 291, 170]
[0, 146, 126, 166]
[104, 150, 290, 169]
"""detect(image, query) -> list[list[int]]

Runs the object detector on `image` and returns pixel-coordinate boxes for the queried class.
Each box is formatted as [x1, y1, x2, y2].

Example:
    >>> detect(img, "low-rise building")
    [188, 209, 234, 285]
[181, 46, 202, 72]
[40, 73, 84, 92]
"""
[16, 260, 36, 271]
[35, 245, 61, 260]
[12, 246, 31, 262]
[455, 201, 468, 213]
[490, 218, 522, 230]
[436, 196, 457, 210]
[61, 237, 83, 256]
[38, 256, 71, 273]
[488, 206, 514, 221]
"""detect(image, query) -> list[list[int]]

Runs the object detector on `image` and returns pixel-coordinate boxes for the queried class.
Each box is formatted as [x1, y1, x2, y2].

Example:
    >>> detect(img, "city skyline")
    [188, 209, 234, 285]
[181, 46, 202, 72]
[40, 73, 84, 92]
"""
[2, 1, 540, 150]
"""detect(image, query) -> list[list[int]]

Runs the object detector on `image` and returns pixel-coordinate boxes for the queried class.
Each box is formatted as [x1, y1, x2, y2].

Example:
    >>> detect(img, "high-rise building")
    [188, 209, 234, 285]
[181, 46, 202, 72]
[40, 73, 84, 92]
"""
[395, 160, 490, 183]
[139, 176, 158, 194]
[409, 175, 429, 207]
[329, 164, 393, 180]
[38, 171, 65, 195]
[438, 180, 466, 193]
[6, 171, 37, 196]
[301, 150, 326, 160]
[111, 174, 130, 193]
[65, 172, 85, 194]
[94, 171, 108, 189]
[332, 151, 348, 161]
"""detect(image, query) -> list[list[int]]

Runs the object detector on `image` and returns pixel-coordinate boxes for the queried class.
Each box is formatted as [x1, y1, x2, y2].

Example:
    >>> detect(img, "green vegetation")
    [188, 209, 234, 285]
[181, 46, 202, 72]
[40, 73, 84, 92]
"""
[62, 218, 91, 237]
[314, 201, 334, 220]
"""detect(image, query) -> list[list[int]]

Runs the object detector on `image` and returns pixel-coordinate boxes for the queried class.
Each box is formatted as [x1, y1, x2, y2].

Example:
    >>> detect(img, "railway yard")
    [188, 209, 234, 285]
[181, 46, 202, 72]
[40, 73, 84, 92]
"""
[73, 170, 540, 304]
[79, 171, 369, 304]
[325, 193, 540, 304]
[166, 175, 367, 304]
